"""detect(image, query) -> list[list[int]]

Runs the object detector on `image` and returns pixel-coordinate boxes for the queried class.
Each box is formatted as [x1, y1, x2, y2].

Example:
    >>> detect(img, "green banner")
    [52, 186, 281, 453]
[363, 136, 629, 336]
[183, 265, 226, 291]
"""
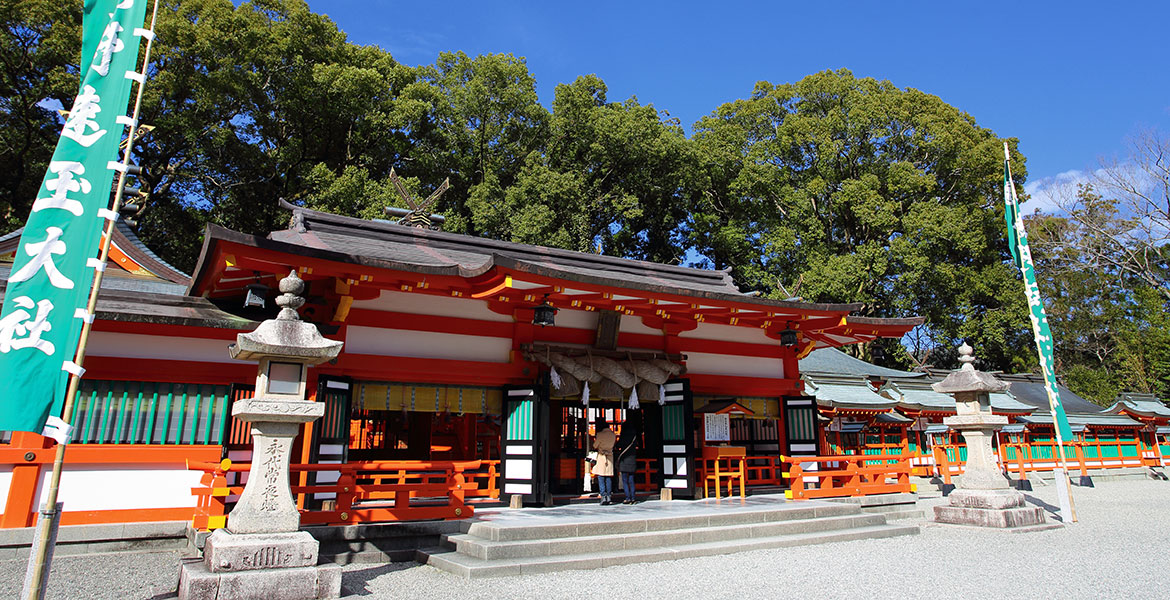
[0, 0, 149, 435]
[1003, 144, 1075, 441]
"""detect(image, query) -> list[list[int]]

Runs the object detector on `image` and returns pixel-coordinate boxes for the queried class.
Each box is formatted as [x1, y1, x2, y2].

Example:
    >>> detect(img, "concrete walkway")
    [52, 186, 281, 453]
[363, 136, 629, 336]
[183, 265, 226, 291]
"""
[1, 478, 1167, 599]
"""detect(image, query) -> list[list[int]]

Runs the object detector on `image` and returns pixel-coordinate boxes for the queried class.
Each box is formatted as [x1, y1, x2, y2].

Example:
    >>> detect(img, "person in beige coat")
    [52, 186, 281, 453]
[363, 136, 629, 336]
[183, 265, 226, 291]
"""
[592, 420, 616, 505]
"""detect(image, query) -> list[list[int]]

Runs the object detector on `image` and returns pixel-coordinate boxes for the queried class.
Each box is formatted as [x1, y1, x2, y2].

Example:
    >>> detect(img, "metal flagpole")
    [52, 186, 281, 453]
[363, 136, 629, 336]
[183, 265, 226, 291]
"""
[1003, 142, 1078, 523]
[22, 1, 162, 598]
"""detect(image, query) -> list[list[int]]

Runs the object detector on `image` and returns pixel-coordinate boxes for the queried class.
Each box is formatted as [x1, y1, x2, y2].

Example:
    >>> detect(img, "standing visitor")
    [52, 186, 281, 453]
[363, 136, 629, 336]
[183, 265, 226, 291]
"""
[617, 426, 639, 504]
[593, 419, 616, 505]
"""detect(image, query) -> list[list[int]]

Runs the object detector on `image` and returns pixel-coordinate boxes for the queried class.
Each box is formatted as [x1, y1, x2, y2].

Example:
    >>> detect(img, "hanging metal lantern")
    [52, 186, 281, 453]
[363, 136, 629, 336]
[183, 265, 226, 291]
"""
[243, 281, 269, 309]
[533, 295, 557, 327]
[779, 326, 799, 347]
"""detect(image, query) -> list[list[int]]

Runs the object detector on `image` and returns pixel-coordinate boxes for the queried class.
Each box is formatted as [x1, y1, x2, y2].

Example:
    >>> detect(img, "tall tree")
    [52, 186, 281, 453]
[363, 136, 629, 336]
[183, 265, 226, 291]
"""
[0, 1, 82, 229]
[1058, 129, 1170, 301]
[1029, 185, 1170, 403]
[405, 51, 549, 237]
[690, 70, 1034, 370]
[490, 75, 698, 262]
[132, 0, 419, 269]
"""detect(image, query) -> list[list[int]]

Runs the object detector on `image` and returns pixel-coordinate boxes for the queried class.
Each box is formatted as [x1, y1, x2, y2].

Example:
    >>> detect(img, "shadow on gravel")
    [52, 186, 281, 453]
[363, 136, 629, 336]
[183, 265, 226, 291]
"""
[342, 562, 422, 596]
[1023, 494, 1064, 522]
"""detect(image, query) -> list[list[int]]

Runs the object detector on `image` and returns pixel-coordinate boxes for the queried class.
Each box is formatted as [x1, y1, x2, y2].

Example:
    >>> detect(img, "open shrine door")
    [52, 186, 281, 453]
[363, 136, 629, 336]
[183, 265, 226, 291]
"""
[659, 379, 696, 497]
[782, 395, 820, 487]
[501, 384, 551, 506]
[307, 376, 353, 507]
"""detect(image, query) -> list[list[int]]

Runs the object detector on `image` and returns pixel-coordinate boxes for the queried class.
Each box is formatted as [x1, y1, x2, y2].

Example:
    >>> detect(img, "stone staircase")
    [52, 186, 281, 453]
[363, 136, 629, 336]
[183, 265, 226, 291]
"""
[417, 495, 918, 578]
[827, 492, 924, 521]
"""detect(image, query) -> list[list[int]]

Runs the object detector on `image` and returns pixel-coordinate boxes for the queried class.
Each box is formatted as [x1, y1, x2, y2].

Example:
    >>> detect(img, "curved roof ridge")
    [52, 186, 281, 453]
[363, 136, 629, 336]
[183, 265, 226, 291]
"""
[113, 221, 190, 284]
[280, 199, 738, 288]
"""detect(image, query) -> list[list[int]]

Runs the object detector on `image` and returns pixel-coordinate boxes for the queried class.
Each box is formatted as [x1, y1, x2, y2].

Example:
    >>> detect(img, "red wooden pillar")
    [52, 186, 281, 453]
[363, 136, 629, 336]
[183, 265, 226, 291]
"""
[2, 432, 51, 528]
[777, 345, 799, 455]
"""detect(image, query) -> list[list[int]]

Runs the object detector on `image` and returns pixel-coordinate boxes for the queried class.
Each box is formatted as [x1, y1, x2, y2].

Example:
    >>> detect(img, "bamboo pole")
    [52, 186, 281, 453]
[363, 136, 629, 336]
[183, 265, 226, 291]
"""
[23, 2, 161, 598]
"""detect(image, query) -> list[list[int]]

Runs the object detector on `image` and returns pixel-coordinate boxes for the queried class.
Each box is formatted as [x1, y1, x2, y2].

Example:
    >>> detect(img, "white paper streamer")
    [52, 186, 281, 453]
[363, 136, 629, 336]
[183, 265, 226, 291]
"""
[61, 361, 86, 377]
[658, 384, 666, 406]
[133, 28, 155, 41]
[549, 366, 562, 389]
[124, 71, 145, 84]
[627, 385, 639, 410]
[42, 416, 74, 445]
[580, 380, 590, 407]
[97, 208, 119, 221]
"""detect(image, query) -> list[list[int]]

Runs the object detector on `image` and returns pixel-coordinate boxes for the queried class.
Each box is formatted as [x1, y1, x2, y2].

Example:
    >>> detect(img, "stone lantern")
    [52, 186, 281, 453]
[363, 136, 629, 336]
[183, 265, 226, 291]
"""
[932, 343, 1047, 529]
[179, 271, 344, 600]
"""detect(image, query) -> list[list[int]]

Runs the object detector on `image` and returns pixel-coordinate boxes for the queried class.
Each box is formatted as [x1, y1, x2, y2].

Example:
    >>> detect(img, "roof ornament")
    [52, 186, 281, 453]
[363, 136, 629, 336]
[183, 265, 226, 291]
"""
[385, 168, 449, 230]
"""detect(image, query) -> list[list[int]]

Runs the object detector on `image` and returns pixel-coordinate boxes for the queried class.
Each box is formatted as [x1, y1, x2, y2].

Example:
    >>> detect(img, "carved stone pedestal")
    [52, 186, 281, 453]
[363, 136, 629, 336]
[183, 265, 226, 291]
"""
[934, 489, 1047, 528]
[177, 530, 340, 600]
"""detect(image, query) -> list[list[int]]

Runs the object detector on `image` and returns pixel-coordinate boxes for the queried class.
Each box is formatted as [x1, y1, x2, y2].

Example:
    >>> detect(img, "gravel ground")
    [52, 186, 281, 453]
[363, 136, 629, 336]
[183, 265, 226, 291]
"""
[3, 478, 1167, 600]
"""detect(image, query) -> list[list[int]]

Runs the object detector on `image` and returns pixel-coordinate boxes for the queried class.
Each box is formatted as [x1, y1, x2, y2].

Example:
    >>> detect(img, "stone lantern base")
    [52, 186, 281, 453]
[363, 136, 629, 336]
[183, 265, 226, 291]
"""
[177, 530, 341, 600]
[934, 488, 1047, 528]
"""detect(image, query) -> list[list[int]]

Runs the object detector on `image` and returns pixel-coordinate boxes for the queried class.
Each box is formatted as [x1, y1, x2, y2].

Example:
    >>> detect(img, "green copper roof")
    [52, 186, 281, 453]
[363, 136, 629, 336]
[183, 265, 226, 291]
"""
[804, 377, 898, 411]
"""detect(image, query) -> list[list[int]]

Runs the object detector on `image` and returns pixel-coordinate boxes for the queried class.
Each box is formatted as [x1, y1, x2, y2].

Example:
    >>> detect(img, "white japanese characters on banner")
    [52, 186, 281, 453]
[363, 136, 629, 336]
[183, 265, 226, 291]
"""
[0, 0, 149, 435]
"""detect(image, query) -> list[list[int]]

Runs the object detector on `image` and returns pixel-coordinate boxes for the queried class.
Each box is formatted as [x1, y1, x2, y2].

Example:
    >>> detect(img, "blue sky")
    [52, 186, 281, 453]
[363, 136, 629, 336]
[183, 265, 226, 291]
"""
[305, 1, 1169, 209]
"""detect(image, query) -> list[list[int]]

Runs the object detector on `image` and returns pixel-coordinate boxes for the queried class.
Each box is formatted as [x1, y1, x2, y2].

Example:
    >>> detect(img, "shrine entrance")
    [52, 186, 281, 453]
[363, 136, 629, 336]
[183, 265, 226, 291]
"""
[548, 399, 662, 498]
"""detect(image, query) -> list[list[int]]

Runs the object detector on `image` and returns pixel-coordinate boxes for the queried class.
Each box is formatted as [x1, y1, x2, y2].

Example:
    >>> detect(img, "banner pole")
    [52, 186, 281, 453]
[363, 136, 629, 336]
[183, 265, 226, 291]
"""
[1003, 142, 1078, 524]
[22, 2, 161, 598]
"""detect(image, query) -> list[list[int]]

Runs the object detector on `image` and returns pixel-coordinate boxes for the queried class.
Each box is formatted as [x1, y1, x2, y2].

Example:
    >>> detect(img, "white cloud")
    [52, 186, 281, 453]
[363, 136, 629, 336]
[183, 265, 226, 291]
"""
[1021, 169, 1093, 215]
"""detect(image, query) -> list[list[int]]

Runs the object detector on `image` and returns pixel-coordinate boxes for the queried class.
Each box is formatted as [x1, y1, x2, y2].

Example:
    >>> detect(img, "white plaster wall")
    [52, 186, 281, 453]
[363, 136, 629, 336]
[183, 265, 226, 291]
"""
[345, 326, 512, 363]
[620, 314, 665, 337]
[353, 289, 513, 322]
[685, 351, 784, 379]
[88, 332, 236, 363]
[551, 308, 597, 330]
[35, 465, 203, 511]
[680, 322, 774, 345]
[0, 466, 11, 510]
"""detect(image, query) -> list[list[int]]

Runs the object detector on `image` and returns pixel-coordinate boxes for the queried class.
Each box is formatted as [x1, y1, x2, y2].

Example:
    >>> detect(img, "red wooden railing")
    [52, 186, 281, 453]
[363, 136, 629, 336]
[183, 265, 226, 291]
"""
[930, 437, 1158, 485]
[189, 459, 482, 531]
[782, 454, 914, 500]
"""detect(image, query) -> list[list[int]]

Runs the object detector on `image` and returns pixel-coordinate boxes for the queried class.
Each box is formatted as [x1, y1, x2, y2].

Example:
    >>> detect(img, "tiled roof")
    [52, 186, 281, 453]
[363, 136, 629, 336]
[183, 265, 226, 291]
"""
[799, 348, 926, 379]
[1103, 395, 1170, 418]
[1019, 413, 1143, 429]
[0, 282, 255, 330]
[222, 202, 922, 328]
[991, 373, 1105, 414]
[877, 381, 1035, 414]
[804, 377, 898, 411]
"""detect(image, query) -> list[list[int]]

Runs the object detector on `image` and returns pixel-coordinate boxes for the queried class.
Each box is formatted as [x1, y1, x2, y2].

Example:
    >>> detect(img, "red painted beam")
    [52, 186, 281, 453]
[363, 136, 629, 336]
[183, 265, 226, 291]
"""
[84, 357, 256, 385]
[686, 374, 802, 397]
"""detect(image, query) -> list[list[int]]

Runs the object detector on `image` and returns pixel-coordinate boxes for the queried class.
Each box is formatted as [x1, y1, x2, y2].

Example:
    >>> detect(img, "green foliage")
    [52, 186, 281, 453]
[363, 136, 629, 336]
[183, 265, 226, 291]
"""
[0, 0, 82, 229]
[10, 3, 1164, 392]
[690, 70, 1031, 370]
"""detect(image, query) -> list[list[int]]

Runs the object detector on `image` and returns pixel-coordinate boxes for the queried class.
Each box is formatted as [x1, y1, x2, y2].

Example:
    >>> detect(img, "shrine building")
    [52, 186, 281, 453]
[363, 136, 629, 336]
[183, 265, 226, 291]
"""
[0, 200, 920, 526]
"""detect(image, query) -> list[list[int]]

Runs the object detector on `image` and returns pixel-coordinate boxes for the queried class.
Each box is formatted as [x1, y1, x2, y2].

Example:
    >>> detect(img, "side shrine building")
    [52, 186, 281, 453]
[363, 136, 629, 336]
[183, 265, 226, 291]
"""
[0, 201, 920, 527]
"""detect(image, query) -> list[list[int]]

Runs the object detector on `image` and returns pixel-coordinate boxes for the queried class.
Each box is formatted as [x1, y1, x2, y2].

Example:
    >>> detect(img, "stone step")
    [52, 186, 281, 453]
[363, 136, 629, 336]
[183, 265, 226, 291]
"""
[418, 523, 920, 578]
[444, 513, 887, 560]
[0, 521, 189, 561]
[463, 500, 861, 542]
[872, 508, 925, 521]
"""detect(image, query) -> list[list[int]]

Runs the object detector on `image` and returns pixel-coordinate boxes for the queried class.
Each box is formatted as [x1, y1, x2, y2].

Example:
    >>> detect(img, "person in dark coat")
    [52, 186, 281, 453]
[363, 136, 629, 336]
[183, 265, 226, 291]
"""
[616, 427, 639, 504]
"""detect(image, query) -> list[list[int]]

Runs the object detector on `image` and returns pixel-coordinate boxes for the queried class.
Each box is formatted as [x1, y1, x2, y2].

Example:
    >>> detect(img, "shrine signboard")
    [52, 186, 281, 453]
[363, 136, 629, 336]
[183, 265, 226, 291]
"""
[704, 413, 730, 442]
